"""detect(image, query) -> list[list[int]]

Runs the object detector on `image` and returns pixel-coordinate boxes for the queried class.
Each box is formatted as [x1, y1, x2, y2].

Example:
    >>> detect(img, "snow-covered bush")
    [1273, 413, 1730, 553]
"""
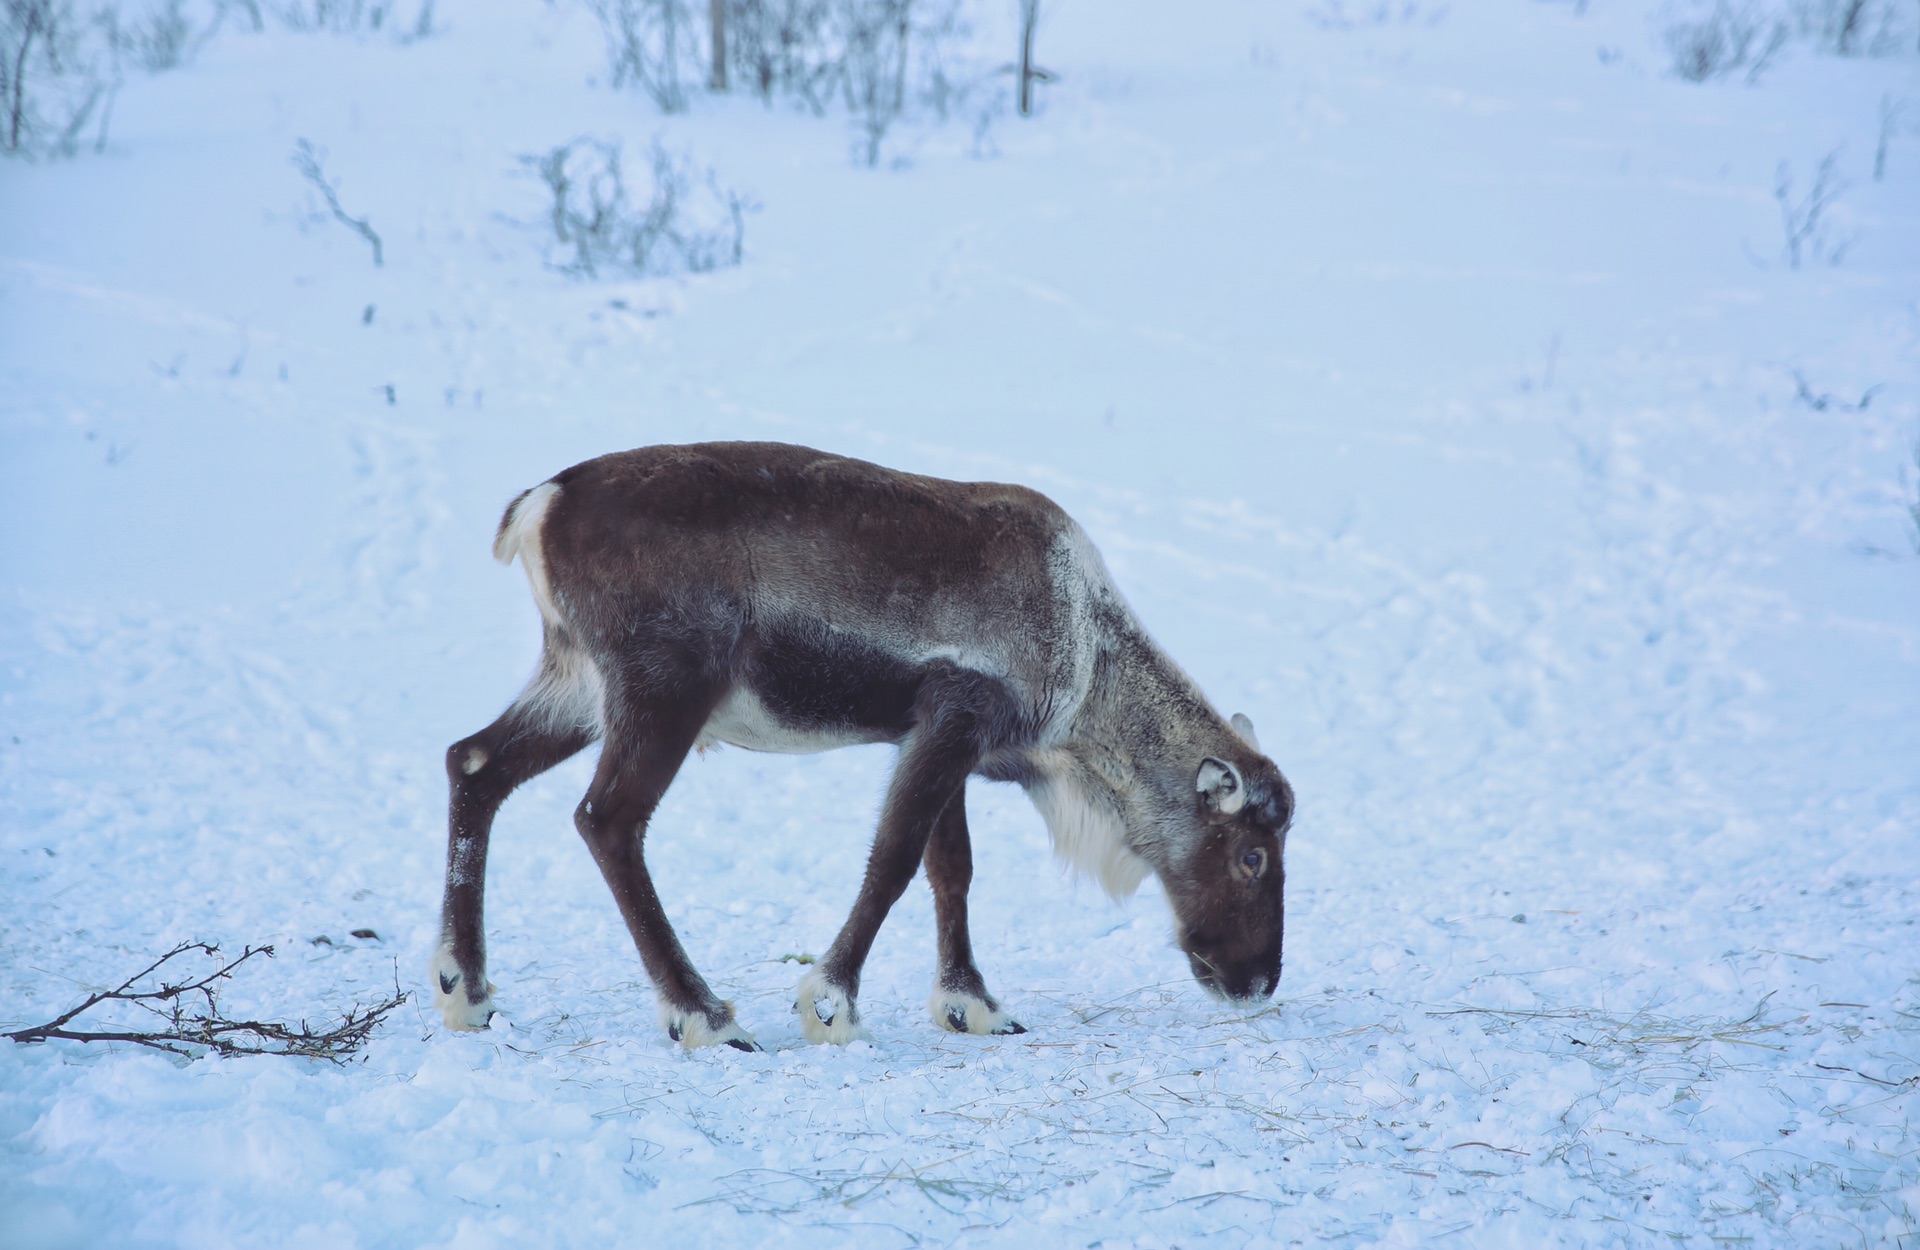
[586, 0, 697, 111]
[588, 0, 983, 165]
[1775, 149, 1851, 267]
[524, 136, 753, 279]
[2, 0, 115, 157]
[105, 0, 201, 70]
[1791, 0, 1916, 54]
[263, 0, 434, 38]
[4, 0, 438, 160]
[1661, 0, 1788, 79]
[1661, 0, 1917, 79]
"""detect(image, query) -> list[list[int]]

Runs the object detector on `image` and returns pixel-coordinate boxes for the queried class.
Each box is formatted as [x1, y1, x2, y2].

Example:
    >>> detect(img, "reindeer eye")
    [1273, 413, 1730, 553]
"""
[1239, 848, 1266, 879]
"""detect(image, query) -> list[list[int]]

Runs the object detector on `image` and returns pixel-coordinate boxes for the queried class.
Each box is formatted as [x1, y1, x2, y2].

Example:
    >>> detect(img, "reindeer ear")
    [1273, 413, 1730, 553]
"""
[1196, 756, 1247, 817]
[1230, 713, 1260, 752]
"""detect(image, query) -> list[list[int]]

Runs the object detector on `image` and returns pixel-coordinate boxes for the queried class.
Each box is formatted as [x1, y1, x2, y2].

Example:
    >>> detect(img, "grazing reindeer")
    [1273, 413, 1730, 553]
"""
[434, 442, 1293, 1048]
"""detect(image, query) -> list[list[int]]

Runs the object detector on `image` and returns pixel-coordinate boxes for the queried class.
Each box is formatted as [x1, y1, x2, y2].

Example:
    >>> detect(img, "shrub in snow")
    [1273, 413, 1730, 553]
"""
[1791, 0, 1917, 54]
[1305, 0, 1435, 30]
[103, 0, 203, 71]
[589, 0, 986, 166]
[587, 0, 697, 112]
[1774, 149, 1851, 267]
[259, 0, 435, 38]
[4, 0, 433, 161]
[1661, 0, 1789, 79]
[524, 137, 752, 279]
[2, 0, 112, 156]
[292, 136, 385, 267]
[1661, 0, 1918, 79]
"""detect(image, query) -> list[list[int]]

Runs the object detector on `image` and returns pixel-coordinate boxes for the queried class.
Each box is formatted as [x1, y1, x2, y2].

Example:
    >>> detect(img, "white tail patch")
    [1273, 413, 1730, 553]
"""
[1030, 753, 1150, 899]
[495, 481, 563, 630]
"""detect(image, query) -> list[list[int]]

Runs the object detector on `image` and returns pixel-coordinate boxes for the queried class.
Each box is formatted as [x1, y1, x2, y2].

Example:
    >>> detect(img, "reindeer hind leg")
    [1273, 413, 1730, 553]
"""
[434, 645, 598, 1030]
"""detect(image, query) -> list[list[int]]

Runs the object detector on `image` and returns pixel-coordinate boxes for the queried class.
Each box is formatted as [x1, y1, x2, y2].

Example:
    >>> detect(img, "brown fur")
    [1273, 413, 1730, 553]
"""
[434, 442, 1293, 1046]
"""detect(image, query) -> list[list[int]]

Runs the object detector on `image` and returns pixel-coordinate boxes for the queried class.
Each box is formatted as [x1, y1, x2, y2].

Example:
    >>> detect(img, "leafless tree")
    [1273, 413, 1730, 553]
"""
[1015, 0, 1040, 115]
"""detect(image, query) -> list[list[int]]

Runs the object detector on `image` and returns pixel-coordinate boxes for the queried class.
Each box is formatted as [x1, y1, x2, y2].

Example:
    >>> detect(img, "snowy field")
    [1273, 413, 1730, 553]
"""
[4, 0, 1920, 1245]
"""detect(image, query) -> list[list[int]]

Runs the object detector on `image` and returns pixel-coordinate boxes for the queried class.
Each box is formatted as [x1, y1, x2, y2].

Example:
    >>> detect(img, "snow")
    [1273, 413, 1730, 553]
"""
[3, 0, 1919, 1246]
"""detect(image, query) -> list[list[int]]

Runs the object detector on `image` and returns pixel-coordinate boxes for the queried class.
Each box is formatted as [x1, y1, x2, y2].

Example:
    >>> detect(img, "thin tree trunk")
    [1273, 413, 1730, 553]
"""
[1017, 0, 1037, 117]
[9, 7, 44, 152]
[709, 0, 726, 90]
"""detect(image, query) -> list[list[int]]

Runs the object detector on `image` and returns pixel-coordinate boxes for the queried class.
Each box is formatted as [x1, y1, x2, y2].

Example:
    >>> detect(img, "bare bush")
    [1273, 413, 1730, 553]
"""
[269, 0, 433, 37]
[1306, 0, 1435, 29]
[4, 942, 407, 1063]
[724, 0, 836, 104]
[1875, 93, 1905, 179]
[1793, 0, 1913, 53]
[2, 0, 112, 156]
[524, 136, 752, 279]
[1663, 0, 1916, 78]
[104, 0, 202, 70]
[592, 0, 981, 166]
[1775, 149, 1851, 267]
[1662, 0, 1789, 79]
[589, 0, 697, 111]
[838, 0, 911, 164]
[293, 137, 385, 266]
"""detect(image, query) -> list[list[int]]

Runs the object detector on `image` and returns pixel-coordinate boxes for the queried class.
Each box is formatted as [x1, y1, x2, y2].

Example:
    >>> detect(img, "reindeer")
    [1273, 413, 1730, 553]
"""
[433, 442, 1294, 1048]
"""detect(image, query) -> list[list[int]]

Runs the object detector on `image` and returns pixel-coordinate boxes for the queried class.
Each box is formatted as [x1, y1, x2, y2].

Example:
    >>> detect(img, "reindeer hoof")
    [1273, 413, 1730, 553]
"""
[430, 948, 498, 1031]
[662, 1003, 759, 1052]
[929, 987, 1023, 1036]
[795, 970, 868, 1045]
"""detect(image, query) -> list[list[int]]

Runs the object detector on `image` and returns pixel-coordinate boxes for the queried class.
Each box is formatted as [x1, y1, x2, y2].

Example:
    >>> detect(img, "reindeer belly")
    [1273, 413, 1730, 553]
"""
[697, 685, 892, 755]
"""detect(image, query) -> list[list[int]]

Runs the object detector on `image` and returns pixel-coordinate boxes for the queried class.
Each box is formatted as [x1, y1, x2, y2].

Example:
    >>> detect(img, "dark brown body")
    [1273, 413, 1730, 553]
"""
[433, 442, 1293, 1047]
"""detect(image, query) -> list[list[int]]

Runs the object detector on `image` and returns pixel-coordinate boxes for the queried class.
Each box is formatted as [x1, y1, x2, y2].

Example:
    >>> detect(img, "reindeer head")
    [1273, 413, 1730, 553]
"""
[1164, 715, 1293, 1004]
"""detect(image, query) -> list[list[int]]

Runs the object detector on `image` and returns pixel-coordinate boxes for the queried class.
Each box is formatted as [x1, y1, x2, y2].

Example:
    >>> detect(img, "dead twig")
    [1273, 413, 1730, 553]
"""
[5, 940, 407, 1063]
[292, 138, 384, 267]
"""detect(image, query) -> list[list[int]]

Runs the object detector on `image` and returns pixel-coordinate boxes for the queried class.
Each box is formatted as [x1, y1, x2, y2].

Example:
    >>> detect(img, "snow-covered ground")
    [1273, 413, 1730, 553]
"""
[4, 1, 1919, 1245]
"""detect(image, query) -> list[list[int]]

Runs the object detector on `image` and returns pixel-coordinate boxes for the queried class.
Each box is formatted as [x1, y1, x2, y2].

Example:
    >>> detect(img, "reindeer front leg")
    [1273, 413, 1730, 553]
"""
[797, 663, 1006, 1044]
[923, 795, 1025, 1036]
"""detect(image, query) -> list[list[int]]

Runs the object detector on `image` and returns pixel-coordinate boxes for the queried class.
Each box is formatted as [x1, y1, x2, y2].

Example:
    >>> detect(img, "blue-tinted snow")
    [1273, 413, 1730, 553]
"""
[2, 1, 1918, 1246]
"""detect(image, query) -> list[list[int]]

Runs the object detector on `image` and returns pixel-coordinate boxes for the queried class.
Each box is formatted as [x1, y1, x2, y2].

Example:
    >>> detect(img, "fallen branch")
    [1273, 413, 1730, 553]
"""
[5, 941, 406, 1063]
[292, 138, 384, 267]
